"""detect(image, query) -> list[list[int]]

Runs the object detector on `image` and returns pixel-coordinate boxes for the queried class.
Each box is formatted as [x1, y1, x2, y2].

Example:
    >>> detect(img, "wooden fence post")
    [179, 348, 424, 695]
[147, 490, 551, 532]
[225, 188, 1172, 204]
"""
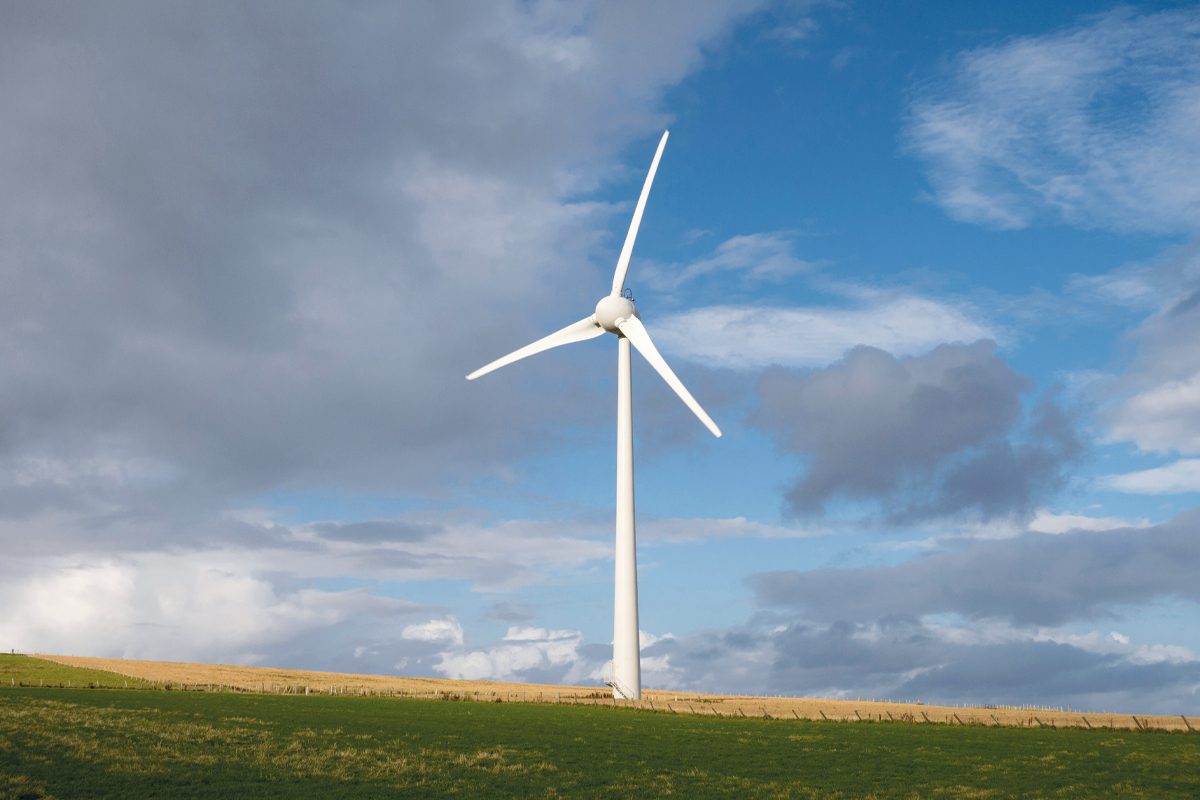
[1182, 715, 1195, 732]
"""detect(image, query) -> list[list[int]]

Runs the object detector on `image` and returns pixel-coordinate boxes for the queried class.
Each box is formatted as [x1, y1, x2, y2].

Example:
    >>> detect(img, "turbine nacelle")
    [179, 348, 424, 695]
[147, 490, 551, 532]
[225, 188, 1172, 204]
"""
[595, 294, 638, 333]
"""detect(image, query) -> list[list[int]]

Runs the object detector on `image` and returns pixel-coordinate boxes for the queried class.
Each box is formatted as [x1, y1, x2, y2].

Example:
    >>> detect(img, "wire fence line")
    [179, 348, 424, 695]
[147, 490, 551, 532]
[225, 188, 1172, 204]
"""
[7, 676, 1195, 732]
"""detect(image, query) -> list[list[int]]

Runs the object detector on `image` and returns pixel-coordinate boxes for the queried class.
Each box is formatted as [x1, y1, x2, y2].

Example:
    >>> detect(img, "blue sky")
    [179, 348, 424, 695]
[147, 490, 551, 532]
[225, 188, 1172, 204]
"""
[3, 1, 1200, 714]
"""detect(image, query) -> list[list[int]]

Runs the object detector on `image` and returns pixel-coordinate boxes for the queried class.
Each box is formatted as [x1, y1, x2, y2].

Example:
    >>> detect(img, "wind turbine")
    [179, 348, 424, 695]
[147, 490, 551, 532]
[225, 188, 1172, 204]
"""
[466, 131, 720, 701]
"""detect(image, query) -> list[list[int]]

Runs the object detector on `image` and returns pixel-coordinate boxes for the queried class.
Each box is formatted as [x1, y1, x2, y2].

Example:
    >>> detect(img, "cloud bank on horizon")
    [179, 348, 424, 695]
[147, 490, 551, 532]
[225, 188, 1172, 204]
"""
[2, 2, 1199, 714]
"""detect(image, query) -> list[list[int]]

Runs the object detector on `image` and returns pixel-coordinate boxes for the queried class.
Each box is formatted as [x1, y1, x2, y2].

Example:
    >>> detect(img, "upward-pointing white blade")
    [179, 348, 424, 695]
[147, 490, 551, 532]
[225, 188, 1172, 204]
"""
[615, 315, 721, 438]
[466, 315, 604, 381]
[611, 130, 669, 296]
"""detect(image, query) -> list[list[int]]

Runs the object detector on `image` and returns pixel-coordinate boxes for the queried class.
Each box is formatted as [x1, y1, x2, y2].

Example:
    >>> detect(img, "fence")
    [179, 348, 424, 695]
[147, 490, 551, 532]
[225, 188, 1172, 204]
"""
[7, 675, 1195, 732]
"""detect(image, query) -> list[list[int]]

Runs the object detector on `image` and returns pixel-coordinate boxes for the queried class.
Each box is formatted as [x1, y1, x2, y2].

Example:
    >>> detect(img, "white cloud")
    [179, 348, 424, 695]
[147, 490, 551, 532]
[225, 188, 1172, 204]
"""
[435, 626, 589, 683]
[921, 617, 1199, 666]
[639, 516, 821, 542]
[401, 618, 465, 646]
[653, 295, 995, 369]
[1107, 373, 1200, 455]
[0, 506, 814, 670]
[1037, 629, 1198, 666]
[0, 553, 418, 664]
[639, 629, 675, 649]
[1028, 510, 1151, 534]
[640, 232, 817, 291]
[1101, 252, 1200, 455]
[1067, 270, 1161, 310]
[907, 7, 1200, 233]
[882, 509, 1150, 548]
[433, 626, 683, 688]
[1104, 459, 1200, 494]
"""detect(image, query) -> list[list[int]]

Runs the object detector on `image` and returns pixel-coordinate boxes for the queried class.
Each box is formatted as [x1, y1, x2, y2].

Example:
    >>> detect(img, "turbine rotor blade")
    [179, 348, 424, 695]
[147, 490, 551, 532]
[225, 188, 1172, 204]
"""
[466, 315, 604, 380]
[616, 315, 721, 438]
[611, 130, 669, 296]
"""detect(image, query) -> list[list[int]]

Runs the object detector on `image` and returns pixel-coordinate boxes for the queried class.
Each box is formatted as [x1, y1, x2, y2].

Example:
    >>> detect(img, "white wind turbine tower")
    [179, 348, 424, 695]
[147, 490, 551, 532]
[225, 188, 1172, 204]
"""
[466, 131, 721, 701]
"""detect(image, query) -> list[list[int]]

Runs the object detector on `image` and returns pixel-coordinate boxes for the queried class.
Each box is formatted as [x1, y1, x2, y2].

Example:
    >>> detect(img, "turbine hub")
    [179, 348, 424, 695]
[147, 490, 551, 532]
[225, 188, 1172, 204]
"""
[595, 294, 637, 333]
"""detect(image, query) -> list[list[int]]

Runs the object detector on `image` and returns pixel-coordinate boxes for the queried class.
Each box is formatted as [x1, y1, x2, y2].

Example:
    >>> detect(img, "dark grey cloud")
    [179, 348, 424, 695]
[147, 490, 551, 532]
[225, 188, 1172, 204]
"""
[0, 1, 758, 550]
[915, 394, 1081, 520]
[751, 510, 1200, 626]
[1168, 286, 1200, 318]
[311, 521, 438, 544]
[485, 601, 536, 623]
[763, 621, 1200, 714]
[635, 615, 1200, 713]
[753, 342, 1081, 520]
[896, 639, 1200, 712]
[646, 617, 940, 700]
[343, 547, 534, 591]
[267, 623, 451, 679]
[0, 498, 300, 557]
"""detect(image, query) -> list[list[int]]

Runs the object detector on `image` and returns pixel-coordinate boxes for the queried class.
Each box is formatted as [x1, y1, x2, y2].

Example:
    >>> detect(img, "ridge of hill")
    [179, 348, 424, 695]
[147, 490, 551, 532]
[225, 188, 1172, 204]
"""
[32, 653, 1195, 731]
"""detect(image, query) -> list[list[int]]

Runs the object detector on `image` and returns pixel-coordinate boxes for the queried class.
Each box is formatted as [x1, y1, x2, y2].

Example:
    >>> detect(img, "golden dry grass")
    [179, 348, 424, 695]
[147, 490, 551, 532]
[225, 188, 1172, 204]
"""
[35, 653, 1196, 731]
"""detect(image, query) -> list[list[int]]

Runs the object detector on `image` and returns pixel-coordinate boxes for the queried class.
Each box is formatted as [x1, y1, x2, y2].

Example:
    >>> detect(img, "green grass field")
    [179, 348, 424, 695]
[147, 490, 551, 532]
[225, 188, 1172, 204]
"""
[0, 654, 153, 691]
[1, 656, 1197, 798]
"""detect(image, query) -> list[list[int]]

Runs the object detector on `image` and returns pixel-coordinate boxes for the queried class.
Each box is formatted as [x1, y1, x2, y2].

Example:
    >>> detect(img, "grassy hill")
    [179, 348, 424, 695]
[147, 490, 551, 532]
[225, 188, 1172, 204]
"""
[3, 686, 1199, 798]
[1, 655, 1199, 798]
